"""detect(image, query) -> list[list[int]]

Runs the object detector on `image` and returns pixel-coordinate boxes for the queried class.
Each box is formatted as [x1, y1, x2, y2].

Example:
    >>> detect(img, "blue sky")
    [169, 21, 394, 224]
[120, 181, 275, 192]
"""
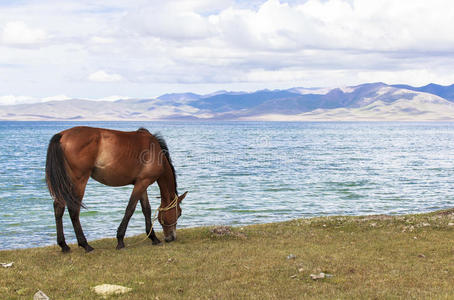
[0, 0, 454, 104]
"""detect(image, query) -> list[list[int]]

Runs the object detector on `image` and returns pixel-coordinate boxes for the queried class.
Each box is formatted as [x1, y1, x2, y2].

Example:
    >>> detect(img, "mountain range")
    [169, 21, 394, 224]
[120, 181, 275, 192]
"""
[1, 82, 454, 121]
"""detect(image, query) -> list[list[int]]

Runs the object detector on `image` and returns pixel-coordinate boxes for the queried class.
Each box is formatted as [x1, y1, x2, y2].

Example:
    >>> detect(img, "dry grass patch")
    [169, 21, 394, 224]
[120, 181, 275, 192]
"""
[1, 210, 453, 299]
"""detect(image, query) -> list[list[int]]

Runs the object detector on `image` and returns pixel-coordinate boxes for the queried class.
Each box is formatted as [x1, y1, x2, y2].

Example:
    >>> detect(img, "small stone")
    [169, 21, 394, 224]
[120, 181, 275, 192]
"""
[418, 254, 426, 258]
[298, 268, 304, 272]
[33, 290, 49, 300]
[287, 254, 296, 260]
[448, 223, 454, 226]
[0, 262, 13, 268]
[422, 222, 430, 227]
[310, 272, 325, 280]
[92, 284, 132, 297]
[370, 222, 377, 227]
[310, 272, 333, 280]
[290, 274, 297, 279]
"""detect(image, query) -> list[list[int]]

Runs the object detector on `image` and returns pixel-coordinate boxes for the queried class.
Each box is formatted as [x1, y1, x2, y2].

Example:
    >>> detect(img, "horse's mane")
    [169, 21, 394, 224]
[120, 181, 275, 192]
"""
[137, 127, 150, 133]
[153, 132, 178, 196]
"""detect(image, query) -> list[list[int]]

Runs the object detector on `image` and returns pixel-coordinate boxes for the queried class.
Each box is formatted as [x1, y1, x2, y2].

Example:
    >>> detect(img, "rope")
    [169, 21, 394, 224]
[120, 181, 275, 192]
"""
[128, 194, 179, 247]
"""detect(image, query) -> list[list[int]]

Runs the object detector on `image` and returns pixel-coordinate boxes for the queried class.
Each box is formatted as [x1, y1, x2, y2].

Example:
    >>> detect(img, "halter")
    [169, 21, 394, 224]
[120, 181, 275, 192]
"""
[157, 194, 179, 227]
[145, 194, 179, 240]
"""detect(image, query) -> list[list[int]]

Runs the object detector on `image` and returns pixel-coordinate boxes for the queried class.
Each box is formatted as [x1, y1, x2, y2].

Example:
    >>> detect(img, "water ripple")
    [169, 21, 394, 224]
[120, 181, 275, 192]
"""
[1, 121, 454, 249]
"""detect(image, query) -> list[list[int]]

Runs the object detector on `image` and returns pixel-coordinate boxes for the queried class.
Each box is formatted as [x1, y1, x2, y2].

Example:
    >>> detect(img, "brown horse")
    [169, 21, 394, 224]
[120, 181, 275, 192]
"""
[45, 126, 187, 252]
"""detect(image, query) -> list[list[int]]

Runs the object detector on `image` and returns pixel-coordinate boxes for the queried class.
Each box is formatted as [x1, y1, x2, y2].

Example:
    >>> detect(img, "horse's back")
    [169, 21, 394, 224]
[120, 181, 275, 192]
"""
[58, 126, 161, 186]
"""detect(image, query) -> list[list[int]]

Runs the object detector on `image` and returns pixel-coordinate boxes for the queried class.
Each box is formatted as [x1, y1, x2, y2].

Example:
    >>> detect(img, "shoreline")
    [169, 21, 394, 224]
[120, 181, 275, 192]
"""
[1, 207, 452, 253]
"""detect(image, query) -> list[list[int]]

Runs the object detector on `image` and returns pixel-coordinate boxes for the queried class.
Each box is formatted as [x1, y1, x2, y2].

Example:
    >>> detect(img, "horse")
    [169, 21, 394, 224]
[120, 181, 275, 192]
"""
[45, 126, 187, 252]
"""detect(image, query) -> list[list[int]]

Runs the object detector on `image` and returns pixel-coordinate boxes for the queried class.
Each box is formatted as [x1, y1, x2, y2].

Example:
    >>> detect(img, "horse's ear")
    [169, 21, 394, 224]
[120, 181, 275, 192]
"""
[178, 191, 188, 203]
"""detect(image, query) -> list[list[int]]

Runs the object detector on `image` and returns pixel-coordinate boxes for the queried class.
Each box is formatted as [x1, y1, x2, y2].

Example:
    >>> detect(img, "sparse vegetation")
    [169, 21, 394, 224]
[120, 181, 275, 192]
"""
[1, 209, 453, 299]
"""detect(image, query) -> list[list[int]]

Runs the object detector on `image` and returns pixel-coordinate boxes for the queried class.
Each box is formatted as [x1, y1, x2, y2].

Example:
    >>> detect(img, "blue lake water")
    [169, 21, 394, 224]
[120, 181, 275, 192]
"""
[0, 121, 453, 250]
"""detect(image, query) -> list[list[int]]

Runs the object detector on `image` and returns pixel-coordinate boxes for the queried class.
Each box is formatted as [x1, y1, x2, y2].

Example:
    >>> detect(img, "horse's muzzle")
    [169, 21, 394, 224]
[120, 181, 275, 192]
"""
[164, 232, 176, 242]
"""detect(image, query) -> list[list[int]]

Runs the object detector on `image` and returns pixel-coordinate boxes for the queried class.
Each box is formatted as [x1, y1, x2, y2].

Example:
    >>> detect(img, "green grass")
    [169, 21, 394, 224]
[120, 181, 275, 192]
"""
[1, 209, 453, 299]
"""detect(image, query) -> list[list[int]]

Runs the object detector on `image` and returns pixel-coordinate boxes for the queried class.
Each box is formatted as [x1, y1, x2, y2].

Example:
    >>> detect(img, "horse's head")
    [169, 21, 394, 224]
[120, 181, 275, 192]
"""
[158, 191, 187, 242]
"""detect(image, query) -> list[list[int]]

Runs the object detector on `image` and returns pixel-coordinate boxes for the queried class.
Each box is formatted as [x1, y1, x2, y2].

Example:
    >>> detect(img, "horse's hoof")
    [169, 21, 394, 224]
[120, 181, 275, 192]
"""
[61, 245, 71, 253]
[152, 238, 162, 245]
[85, 245, 94, 253]
[116, 243, 125, 250]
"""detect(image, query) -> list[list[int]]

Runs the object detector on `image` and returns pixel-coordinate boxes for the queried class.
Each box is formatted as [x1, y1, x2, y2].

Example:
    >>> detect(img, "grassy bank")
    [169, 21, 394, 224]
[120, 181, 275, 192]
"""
[1, 209, 453, 299]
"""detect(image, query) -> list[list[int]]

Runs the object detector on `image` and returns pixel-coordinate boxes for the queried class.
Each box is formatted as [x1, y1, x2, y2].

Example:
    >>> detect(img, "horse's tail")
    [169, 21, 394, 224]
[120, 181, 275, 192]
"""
[45, 133, 81, 211]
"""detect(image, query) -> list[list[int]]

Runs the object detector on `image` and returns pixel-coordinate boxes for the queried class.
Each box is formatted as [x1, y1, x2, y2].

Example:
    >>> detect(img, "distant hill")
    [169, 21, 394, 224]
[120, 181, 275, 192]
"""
[391, 83, 454, 101]
[1, 83, 454, 121]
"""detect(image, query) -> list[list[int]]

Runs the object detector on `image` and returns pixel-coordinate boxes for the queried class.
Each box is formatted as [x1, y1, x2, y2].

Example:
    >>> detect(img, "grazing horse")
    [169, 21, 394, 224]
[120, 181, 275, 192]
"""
[45, 126, 187, 252]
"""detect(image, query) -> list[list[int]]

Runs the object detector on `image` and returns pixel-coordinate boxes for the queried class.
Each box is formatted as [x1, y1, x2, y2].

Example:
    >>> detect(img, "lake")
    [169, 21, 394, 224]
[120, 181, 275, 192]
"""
[0, 121, 453, 250]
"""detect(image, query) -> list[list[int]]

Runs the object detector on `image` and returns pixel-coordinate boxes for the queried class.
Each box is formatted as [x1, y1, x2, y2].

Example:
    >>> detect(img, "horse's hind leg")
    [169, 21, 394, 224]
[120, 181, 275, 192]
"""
[68, 175, 93, 253]
[68, 206, 94, 253]
[54, 201, 70, 252]
[139, 190, 161, 245]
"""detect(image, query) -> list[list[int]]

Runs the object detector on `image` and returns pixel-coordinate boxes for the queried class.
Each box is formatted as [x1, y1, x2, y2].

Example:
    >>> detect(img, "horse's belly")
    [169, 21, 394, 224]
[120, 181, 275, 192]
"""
[91, 166, 135, 187]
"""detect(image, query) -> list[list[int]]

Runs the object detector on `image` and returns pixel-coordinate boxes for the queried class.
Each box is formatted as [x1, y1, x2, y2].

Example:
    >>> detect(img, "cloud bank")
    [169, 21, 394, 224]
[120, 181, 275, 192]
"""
[1, 0, 454, 104]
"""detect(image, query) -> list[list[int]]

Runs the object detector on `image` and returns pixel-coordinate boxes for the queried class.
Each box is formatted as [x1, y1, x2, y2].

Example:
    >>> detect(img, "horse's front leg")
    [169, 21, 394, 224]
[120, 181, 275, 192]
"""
[139, 190, 161, 245]
[116, 181, 149, 249]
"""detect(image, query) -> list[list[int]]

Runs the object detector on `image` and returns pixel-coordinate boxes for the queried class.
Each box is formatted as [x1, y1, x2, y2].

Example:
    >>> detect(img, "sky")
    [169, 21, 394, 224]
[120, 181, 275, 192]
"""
[1, 0, 454, 105]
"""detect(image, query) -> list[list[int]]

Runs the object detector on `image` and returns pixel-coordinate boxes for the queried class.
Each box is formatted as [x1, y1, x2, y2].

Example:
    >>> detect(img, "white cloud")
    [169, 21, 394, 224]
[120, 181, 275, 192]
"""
[88, 70, 123, 82]
[90, 36, 115, 44]
[0, 95, 35, 105]
[1, 21, 48, 46]
[211, 0, 454, 52]
[41, 94, 71, 102]
[96, 95, 132, 101]
[128, 7, 214, 40]
[0, 0, 454, 100]
[0, 94, 72, 105]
